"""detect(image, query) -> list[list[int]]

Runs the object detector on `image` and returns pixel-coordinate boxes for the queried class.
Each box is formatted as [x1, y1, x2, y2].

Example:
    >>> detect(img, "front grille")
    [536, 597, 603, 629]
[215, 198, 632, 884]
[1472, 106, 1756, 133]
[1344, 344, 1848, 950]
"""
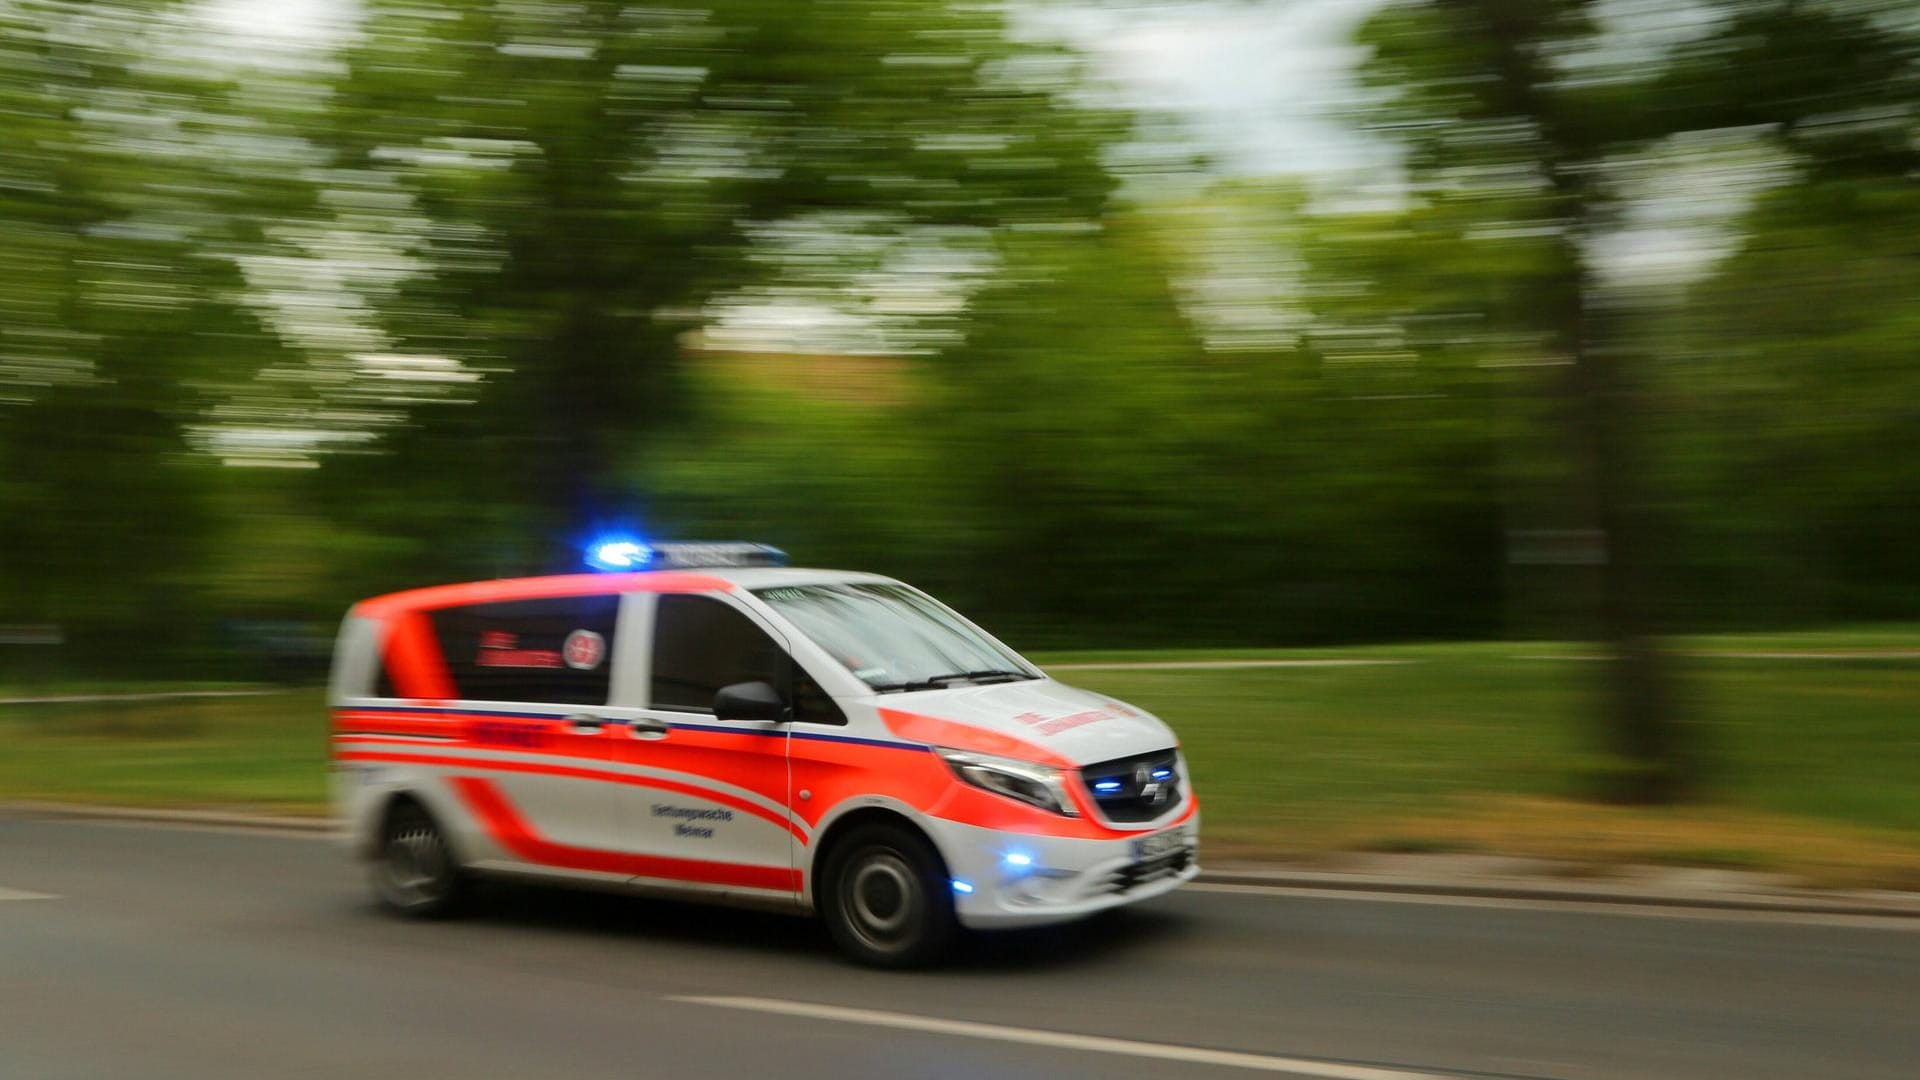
[1103, 848, 1192, 895]
[1079, 747, 1183, 824]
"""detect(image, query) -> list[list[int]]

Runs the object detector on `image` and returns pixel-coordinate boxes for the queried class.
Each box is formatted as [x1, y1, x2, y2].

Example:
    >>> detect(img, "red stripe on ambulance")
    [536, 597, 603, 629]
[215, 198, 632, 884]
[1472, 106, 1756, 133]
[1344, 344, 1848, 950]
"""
[448, 776, 800, 893]
[338, 749, 806, 842]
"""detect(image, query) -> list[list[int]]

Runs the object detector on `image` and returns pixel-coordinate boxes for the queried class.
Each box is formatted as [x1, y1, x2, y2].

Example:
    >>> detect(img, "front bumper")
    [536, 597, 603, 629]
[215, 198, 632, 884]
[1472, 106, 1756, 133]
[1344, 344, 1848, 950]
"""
[923, 813, 1201, 930]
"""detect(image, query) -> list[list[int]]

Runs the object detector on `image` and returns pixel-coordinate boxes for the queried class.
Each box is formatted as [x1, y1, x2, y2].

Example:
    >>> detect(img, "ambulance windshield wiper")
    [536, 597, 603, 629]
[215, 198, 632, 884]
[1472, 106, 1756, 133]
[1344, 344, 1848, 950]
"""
[873, 669, 1036, 693]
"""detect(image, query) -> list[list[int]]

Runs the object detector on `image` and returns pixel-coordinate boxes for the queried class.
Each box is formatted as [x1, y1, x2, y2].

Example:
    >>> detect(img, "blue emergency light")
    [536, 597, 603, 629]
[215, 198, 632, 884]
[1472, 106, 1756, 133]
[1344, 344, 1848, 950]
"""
[586, 538, 654, 571]
[585, 537, 788, 572]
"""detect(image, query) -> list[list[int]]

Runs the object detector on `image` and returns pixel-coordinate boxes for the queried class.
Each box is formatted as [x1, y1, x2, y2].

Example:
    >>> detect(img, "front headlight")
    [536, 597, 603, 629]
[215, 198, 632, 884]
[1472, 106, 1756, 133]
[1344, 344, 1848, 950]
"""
[935, 747, 1079, 817]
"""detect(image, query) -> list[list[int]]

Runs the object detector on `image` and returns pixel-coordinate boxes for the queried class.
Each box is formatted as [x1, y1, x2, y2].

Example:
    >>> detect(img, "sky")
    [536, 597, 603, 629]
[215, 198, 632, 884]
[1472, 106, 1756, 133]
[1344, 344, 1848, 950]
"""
[1035, 0, 1391, 179]
[205, 0, 1392, 184]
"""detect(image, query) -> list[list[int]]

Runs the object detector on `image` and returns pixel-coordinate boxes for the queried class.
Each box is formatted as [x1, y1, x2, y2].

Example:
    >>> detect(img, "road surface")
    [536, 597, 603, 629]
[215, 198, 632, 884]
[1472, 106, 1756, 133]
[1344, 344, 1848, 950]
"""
[1, 816, 1915, 1080]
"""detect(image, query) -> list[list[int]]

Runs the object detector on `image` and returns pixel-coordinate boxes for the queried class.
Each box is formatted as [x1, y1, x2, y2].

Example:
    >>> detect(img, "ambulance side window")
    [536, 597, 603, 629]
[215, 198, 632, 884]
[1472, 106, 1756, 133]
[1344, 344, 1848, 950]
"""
[789, 666, 845, 726]
[651, 595, 843, 724]
[428, 595, 620, 706]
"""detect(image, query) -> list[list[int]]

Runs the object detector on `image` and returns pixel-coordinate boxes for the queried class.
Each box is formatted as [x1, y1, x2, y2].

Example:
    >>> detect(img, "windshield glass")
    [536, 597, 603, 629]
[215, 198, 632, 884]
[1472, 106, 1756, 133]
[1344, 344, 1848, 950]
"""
[752, 582, 1036, 692]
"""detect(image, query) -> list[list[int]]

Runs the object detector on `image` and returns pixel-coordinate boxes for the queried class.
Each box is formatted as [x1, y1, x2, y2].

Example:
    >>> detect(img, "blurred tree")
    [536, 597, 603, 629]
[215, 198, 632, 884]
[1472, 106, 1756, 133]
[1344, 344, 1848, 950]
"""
[1352, 0, 1917, 801]
[1663, 192, 1920, 626]
[2, 0, 1914, 682]
[927, 220, 1215, 644]
[320, 0, 1125, 578]
[1356, 0, 1696, 802]
[1656, 2, 1919, 628]
[0, 1, 296, 673]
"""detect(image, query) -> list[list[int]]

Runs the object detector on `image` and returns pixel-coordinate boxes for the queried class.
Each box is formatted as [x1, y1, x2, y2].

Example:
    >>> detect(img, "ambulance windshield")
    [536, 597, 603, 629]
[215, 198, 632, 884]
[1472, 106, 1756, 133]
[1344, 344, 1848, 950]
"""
[753, 582, 1038, 693]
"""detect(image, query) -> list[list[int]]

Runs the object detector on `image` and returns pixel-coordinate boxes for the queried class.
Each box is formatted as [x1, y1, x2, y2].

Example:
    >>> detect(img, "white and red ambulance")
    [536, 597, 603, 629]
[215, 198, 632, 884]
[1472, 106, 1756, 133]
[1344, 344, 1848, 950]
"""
[330, 541, 1198, 966]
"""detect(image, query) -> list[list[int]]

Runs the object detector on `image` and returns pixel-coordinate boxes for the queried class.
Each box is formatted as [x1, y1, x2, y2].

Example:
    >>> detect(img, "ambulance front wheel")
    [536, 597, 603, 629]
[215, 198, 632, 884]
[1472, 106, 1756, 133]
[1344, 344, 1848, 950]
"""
[372, 798, 468, 918]
[821, 823, 957, 968]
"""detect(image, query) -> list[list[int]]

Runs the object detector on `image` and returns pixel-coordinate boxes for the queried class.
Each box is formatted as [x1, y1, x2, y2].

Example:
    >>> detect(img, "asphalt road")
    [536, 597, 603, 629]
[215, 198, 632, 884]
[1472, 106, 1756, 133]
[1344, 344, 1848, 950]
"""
[2, 817, 1916, 1080]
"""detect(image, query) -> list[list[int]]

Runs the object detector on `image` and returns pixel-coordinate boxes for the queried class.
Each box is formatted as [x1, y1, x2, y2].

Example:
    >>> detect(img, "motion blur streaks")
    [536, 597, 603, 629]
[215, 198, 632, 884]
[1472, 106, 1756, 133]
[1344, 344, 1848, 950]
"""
[0, 0, 1915, 680]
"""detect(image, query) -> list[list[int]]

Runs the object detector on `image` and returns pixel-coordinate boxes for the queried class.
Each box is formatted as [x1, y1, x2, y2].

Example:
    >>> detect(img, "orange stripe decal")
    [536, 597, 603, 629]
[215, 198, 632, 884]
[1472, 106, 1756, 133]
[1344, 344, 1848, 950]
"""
[878, 708, 1073, 769]
[354, 572, 734, 619]
[380, 612, 456, 701]
[338, 749, 806, 842]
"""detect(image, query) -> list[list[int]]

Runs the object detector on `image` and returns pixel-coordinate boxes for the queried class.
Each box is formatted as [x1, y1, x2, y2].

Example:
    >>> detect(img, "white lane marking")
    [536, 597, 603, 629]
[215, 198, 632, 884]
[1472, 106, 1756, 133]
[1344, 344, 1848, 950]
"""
[0, 886, 59, 902]
[670, 995, 1462, 1079]
[1183, 883, 1920, 930]
[1046, 659, 1414, 671]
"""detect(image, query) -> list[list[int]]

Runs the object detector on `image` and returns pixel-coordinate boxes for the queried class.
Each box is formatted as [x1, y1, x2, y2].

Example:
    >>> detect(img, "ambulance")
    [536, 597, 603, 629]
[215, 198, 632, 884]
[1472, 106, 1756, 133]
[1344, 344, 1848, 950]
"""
[330, 541, 1198, 966]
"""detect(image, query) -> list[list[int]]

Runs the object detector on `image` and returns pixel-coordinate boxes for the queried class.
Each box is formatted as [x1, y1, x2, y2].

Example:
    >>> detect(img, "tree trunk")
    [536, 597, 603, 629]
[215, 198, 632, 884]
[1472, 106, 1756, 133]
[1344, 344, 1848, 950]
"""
[1568, 299, 1693, 803]
[1448, 0, 1694, 802]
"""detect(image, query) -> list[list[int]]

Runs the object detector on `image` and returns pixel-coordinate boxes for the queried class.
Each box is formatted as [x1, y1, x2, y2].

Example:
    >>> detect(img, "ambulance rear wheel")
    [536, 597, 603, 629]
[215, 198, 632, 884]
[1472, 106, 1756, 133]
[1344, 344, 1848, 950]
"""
[373, 800, 467, 918]
[822, 824, 956, 968]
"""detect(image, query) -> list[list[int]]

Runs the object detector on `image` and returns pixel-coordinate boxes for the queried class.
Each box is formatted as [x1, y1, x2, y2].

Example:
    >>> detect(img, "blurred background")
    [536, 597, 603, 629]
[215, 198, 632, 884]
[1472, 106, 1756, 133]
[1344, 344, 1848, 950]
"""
[2, 0, 1917, 866]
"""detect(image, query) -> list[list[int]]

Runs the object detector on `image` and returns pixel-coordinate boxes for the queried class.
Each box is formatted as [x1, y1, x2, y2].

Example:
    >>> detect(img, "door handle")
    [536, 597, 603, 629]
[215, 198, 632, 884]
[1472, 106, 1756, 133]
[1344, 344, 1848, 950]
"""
[625, 714, 672, 737]
[564, 715, 605, 733]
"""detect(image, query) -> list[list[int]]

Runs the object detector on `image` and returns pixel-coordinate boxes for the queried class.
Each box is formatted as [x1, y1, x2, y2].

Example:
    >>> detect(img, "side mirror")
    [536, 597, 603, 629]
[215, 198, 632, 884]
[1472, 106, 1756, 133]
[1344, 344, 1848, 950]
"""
[713, 680, 788, 723]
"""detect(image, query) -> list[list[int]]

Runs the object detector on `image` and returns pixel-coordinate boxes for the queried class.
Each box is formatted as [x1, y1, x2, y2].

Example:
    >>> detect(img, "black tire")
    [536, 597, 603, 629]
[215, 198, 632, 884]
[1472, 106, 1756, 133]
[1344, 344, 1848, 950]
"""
[371, 800, 467, 918]
[820, 823, 957, 968]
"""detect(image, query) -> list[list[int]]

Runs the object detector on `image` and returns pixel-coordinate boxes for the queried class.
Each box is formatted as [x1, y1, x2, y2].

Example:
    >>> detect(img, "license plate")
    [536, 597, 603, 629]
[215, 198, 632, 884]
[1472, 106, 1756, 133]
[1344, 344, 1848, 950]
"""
[1130, 826, 1190, 862]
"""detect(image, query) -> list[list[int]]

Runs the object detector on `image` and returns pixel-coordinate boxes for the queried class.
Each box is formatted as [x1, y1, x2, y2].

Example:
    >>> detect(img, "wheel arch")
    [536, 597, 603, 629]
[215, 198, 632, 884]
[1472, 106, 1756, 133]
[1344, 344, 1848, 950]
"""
[369, 785, 471, 866]
[806, 803, 951, 910]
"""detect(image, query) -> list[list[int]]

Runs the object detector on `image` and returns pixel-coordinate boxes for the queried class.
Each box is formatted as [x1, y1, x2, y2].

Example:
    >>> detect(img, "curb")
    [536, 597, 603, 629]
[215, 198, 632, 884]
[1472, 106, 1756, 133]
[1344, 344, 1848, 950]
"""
[10, 802, 1919, 920]
[4, 801, 334, 833]
[1195, 866, 1920, 920]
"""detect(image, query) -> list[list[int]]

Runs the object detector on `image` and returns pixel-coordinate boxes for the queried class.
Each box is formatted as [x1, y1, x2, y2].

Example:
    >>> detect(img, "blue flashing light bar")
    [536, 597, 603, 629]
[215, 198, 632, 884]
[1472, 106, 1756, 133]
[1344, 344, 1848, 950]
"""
[586, 538, 788, 572]
[586, 538, 653, 571]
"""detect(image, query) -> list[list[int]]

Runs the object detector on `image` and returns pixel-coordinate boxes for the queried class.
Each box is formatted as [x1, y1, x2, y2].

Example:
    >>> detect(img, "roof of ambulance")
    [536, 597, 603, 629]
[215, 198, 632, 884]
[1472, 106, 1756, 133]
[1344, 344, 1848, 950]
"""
[702, 566, 896, 588]
[353, 566, 894, 617]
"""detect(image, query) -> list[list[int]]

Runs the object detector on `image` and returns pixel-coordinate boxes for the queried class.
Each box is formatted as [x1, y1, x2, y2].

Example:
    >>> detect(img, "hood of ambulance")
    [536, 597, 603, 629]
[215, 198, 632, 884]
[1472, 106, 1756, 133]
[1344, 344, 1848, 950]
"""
[872, 677, 1176, 768]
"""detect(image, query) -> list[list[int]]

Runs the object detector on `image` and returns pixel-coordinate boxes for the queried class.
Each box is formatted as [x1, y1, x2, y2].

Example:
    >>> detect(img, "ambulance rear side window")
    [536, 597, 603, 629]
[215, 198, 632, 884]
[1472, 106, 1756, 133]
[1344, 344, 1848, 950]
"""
[428, 595, 619, 705]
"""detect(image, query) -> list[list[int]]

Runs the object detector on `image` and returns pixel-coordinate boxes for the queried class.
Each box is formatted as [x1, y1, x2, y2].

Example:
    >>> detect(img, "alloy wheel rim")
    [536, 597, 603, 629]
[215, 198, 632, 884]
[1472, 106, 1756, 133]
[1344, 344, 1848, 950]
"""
[385, 819, 448, 903]
[846, 851, 917, 948]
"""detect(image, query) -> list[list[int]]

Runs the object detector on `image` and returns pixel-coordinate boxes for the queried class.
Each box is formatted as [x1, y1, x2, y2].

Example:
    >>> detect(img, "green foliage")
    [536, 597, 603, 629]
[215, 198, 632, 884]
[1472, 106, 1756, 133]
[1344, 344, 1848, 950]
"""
[0, 0, 1917, 680]
[0, 2, 297, 669]
[1658, 175, 1920, 621]
[321, 0, 1126, 556]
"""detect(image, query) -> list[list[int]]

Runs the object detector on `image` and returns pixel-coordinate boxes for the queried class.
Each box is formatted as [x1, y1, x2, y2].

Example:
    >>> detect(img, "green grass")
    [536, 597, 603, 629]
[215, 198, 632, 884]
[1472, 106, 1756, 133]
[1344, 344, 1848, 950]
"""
[0, 691, 329, 812]
[1053, 640, 1920, 883]
[3, 626, 1918, 882]
[1065, 649, 1920, 827]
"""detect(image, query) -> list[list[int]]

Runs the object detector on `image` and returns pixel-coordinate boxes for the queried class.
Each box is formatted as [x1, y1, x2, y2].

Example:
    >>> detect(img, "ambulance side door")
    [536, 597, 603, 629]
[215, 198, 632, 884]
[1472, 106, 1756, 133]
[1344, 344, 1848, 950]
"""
[605, 591, 800, 895]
